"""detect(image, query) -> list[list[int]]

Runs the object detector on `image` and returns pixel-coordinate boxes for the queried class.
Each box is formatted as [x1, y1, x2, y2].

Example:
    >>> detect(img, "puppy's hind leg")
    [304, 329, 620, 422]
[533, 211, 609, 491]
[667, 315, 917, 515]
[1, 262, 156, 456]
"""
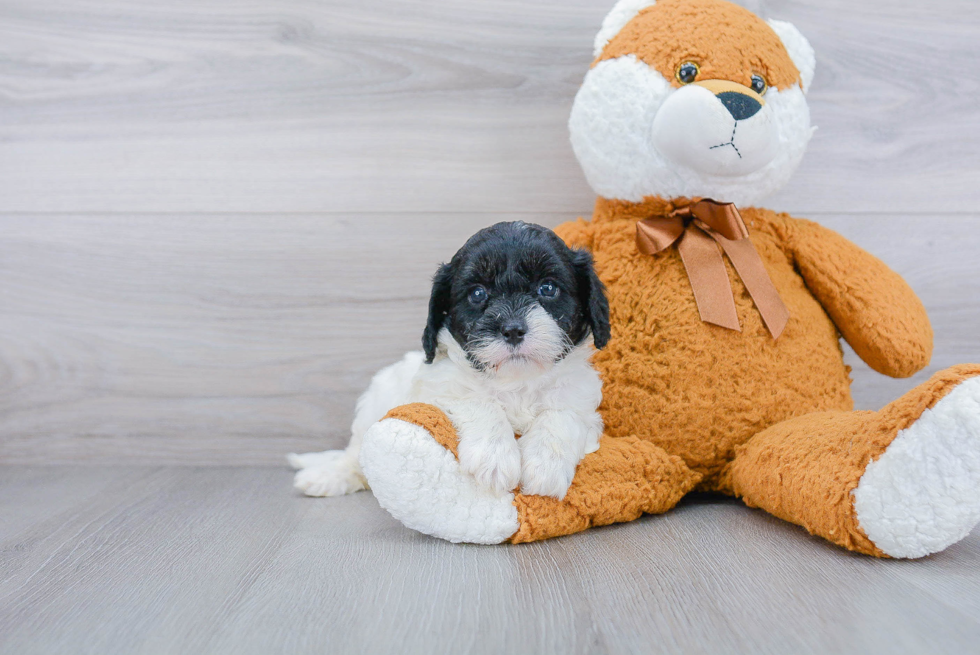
[289, 351, 424, 497]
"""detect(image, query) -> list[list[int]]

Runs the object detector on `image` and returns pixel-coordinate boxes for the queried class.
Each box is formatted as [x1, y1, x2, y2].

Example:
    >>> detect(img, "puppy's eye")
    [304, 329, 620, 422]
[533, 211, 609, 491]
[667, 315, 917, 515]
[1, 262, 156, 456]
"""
[537, 281, 559, 298]
[468, 286, 487, 305]
[750, 74, 768, 96]
[676, 62, 699, 85]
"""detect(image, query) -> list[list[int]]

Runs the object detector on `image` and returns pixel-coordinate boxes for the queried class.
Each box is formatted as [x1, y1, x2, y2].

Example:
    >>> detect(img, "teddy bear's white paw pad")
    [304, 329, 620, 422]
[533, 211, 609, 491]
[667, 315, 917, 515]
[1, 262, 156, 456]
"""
[289, 450, 366, 497]
[854, 377, 980, 558]
[359, 418, 519, 544]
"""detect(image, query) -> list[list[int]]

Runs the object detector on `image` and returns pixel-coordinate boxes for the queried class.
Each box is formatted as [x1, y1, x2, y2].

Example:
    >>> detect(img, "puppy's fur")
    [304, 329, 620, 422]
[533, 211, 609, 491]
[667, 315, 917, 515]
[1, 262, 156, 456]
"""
[290, 221, 610, 499]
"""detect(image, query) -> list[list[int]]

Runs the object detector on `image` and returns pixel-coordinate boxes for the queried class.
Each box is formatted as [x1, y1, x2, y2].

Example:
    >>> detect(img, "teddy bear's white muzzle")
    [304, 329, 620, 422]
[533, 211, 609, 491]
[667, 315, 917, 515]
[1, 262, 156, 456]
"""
[651, 84, 779, 177]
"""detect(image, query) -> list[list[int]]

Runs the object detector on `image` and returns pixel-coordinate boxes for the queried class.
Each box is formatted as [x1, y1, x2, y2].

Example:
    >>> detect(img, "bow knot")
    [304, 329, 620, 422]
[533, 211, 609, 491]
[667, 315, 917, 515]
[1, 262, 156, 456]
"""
[636, 199, 789, 339]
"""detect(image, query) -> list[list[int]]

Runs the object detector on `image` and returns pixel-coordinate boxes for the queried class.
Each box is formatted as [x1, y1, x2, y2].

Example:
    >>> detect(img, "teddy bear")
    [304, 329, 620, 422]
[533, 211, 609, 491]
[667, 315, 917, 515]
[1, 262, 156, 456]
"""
[355, 0, 980, 558]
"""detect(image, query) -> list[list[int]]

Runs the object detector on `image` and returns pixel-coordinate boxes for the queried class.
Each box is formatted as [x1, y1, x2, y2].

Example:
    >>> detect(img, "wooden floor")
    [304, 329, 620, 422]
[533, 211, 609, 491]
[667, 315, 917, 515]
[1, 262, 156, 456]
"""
[1, 467, 978, 655]
[2, 0, 980, 652]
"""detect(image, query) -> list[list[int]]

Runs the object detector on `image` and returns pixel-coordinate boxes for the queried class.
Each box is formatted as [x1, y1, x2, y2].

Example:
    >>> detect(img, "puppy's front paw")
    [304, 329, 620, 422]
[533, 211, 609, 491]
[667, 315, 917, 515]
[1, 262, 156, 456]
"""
[458, 432, 521, 495]
[289, 450, 367, 497]
[519, 438, 578, 499]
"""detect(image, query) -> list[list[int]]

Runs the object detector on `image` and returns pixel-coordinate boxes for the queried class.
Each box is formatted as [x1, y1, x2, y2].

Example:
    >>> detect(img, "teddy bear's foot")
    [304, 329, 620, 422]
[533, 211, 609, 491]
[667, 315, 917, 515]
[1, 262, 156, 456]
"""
[730, 365, 980, 558]
[359, 407, 520, 545]
[853, 373, 980, 558]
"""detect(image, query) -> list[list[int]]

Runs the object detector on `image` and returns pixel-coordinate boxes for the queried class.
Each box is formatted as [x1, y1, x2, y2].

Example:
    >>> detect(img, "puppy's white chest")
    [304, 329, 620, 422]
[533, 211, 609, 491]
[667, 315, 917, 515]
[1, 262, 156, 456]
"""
[496, 392, 541, 436]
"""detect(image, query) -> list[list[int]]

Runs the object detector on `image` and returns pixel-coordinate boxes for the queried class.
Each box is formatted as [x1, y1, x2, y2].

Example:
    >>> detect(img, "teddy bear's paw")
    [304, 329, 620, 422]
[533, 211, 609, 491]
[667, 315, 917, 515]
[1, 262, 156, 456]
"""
[359, 418, 519, 544]
[288, 449, 367, 497]
[853, 376, 980, 558]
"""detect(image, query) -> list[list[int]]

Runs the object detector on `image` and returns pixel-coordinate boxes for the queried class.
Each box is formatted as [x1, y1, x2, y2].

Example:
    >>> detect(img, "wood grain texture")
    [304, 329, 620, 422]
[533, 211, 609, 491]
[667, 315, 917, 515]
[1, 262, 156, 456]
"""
[0, 212, 977, 464]
[0, 467, 978, 655]
[0, 0, 978, 215]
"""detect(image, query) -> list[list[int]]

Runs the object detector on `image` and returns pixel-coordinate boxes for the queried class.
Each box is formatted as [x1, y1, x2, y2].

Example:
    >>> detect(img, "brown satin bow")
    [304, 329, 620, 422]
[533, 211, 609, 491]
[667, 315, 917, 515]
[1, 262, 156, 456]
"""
[635, 199, 789, 339]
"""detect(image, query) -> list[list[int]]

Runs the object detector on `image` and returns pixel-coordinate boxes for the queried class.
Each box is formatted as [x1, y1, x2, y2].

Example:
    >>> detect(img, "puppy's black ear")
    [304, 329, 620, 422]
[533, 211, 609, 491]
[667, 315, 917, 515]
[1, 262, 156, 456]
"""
[571, 249, 611, 349]
[422, 262, 454, 363]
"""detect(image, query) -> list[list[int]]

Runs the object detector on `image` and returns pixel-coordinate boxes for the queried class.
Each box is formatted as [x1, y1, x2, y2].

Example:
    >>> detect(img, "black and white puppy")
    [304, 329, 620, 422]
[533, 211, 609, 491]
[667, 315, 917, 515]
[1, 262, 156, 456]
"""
[289, 221, 610, 499]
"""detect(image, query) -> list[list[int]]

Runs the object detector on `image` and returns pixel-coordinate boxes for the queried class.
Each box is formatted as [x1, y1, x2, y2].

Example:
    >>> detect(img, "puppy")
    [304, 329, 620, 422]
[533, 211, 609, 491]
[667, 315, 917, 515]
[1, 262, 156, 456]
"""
[289, 221, 610, 499]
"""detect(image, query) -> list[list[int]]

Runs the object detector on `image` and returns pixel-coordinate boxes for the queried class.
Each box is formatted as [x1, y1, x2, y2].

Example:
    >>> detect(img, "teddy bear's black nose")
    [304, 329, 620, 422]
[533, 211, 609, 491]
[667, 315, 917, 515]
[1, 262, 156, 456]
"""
[717, 91, 762, 121]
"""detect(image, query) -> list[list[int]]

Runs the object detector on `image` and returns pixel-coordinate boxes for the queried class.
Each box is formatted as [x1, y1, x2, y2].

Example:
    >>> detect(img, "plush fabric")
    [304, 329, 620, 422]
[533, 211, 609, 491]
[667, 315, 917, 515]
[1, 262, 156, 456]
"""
[509, 436, 700, 544]
[360, 414, 520, 545]
[561, 198, 857, 486]
[385, 403, 461, 457]
[597, 0, 800, 90]
[852, 374, 980, 557]
[730, 365, 980, 556]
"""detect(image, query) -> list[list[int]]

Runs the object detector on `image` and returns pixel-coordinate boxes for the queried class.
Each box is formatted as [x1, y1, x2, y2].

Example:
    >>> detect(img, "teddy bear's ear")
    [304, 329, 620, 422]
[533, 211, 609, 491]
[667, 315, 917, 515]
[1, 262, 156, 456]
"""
[592, 0, 657, 58]
[768, 19, 816, 92]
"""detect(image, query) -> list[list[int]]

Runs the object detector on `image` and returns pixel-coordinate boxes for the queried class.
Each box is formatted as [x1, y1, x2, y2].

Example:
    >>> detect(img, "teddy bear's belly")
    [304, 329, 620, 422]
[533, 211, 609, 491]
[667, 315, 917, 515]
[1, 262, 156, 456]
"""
[591, 241, 853, 490]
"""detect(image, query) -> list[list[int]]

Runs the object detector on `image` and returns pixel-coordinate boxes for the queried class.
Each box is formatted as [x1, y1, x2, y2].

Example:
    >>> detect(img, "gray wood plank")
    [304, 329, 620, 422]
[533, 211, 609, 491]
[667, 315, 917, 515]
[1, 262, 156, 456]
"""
[0, 467, 978, 655]
[0, 0, 978, 215]
[0, 467, 306, 655]
[0, 467, 150, 543]
[1, 212, 977, 464]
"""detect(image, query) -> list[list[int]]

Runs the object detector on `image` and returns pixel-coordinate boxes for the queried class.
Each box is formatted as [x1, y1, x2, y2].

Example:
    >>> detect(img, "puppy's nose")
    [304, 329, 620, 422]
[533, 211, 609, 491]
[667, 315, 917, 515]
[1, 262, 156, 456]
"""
[500, 320, 527, 346]
[717, 91, 762, 120]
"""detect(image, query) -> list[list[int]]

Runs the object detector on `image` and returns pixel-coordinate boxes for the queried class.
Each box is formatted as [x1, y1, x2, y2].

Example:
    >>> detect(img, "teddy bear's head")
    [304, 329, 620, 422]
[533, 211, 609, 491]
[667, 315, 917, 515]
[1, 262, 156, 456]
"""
[569, 0, 816, 207]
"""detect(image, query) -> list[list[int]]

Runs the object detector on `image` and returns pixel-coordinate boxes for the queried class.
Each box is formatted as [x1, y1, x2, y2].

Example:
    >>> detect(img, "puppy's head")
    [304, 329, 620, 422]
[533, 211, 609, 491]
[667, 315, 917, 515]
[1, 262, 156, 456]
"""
[422, 222, 610, 376]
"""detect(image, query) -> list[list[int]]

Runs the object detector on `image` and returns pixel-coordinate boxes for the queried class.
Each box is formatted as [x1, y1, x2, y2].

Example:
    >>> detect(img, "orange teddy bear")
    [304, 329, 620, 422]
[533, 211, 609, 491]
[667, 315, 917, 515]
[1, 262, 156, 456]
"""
[351, 0, 980, 558]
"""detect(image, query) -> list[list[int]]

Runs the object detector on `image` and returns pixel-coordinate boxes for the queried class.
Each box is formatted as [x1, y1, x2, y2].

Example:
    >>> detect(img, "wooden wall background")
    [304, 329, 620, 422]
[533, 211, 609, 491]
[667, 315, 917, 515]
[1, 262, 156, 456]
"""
[1, 0, 978, 465]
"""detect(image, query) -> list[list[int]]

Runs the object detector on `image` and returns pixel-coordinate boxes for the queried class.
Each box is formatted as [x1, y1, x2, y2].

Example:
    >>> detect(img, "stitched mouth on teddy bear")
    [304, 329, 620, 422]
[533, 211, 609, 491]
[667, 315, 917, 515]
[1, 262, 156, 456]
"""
[651, 82, 779, 177]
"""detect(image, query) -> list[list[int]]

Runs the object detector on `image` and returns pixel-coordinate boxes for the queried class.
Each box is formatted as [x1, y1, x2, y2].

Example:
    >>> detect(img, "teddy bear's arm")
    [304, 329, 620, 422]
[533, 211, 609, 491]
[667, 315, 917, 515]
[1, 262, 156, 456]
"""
[785, 217, 933, 378]
[553, 218, 595, 251]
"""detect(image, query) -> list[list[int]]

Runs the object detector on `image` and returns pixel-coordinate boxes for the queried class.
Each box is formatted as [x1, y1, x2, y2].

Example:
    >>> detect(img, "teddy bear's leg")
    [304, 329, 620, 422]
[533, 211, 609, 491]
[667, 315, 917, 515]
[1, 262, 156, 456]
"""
[728, 365, 980, 558]
[359, 403, 701, 544]
[509, 432, 702, 543]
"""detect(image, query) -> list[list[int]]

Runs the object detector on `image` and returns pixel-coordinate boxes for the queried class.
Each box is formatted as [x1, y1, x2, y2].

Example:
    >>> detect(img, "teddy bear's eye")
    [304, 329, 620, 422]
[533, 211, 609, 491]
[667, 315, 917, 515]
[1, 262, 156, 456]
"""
[676, 62, 699, 85]
[750, 74, 768, 96]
